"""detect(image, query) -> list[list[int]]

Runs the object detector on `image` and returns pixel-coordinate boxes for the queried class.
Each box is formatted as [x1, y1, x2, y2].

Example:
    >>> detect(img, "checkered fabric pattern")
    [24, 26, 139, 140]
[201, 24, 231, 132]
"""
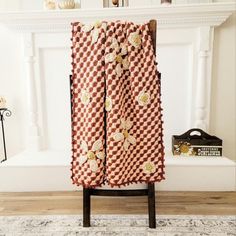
[71, 21, 165, 188]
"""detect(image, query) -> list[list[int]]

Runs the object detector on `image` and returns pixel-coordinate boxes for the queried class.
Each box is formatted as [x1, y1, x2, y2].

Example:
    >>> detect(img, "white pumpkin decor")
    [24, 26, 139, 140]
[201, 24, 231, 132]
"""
[44, 0, 80, 10]
[0, 96, 6, 109]
[57, 0, 76, 9]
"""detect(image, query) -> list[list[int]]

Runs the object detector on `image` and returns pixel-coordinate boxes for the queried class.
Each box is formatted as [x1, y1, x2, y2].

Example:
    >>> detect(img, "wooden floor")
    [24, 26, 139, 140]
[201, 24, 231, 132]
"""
[0, 191, 235, 216]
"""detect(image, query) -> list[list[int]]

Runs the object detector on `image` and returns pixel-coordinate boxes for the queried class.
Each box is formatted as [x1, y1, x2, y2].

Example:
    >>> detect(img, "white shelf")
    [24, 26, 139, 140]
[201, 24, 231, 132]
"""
[0, 151, 235, 192]
[165, 155, 235, 166]
[0, 2, 235, 31]
[0, 150, 71, 167]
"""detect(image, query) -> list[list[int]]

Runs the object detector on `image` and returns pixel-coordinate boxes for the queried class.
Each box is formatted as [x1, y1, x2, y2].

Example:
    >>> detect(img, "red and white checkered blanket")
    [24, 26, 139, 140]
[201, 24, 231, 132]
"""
[71, 21, 165, 188]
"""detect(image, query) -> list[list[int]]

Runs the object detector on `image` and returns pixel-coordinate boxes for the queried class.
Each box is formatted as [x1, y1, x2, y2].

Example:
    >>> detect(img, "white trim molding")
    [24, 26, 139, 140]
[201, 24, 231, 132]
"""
[0, 3, 235, 32]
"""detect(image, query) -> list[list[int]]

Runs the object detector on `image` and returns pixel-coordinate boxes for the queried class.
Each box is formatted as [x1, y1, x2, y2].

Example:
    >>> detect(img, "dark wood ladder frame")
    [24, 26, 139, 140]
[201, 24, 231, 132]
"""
[71, 19, 158, 229]
[83, 183, 156, 228]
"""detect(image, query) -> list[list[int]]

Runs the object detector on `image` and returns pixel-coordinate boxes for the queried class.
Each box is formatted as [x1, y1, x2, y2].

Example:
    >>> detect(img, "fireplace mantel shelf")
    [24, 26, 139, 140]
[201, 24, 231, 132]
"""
[0, 2, 235, 32]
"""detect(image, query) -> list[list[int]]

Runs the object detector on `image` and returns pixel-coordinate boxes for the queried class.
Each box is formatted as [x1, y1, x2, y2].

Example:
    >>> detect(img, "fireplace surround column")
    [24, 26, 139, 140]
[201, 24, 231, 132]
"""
[195, 26, 213, 131]
[23, 33, 41, 151]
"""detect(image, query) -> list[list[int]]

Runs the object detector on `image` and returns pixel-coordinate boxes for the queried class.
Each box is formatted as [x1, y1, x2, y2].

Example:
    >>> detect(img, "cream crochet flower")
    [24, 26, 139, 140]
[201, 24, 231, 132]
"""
[142, 161, 156, 174]
[105, 52, 116, 63]
[105, 37, 129, 77]
[105, 97, 112, 112]
[81, 24, 93, 32]
[113, 118, 136, 151]
[128, 32, 142, 48]
[79, 139, 105, 172]
[91, 28, 99, 44]
[80, 89, 91, 105]
[136, 91, 150, 106]
[82, 21, 106, 44]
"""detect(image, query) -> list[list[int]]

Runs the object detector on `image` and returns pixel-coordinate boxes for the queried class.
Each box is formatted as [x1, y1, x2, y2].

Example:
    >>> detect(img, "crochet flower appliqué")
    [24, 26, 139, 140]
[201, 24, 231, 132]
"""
[113, 118, 136, 151]
[128, 31, 142, 48]
[105, 96, 112, 112]
[136, 91, 150, 106]
[79, 139, 105, 172]
[142, 161, 156, 174]
[82, 21, 107, 44]
[80, 89, 90, 106]
[105, 38, 129, 77]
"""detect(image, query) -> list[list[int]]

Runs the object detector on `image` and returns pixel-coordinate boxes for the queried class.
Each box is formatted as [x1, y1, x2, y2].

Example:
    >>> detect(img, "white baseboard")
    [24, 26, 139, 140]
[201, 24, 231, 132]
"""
[0, 151, 235, 192]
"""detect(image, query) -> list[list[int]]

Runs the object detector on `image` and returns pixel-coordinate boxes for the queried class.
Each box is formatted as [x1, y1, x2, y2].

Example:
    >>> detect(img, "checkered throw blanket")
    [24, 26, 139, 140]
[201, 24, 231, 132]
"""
[71, 21, 165, 188]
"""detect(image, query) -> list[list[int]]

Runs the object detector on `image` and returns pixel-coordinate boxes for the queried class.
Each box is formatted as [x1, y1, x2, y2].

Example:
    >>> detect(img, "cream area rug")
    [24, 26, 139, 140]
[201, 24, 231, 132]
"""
[0, 215, 235, 236]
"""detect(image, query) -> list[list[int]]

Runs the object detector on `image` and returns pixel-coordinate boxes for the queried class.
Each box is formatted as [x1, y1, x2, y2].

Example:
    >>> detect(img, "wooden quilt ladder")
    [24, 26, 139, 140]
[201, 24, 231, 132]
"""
[71, 19, 158, 229]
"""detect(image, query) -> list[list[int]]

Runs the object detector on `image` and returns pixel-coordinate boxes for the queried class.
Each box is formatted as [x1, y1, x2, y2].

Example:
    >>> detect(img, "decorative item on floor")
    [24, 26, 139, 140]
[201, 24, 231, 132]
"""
[0, 97, 12, 163]
[172, 128, 222, 156]
[103, 0, 129, 8]
[161, 0, 172, 4]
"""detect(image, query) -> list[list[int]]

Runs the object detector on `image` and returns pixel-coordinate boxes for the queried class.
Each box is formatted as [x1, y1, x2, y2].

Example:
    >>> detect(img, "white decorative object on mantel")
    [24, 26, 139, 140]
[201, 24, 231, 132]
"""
[103, 0, 129, 8]
[44, 0, 80, 10]
[44, 0, 56, 10]
[57, 0, 76, 9]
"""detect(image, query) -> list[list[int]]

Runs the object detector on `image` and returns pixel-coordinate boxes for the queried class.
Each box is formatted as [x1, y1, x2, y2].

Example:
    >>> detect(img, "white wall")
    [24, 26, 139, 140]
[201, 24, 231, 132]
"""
[210, 12, 236, 161]
[0, 26, 27, 158]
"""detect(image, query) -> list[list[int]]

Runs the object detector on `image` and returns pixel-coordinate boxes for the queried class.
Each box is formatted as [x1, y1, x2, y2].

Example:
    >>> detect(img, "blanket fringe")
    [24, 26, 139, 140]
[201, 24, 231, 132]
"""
[71, 174, 165, 189]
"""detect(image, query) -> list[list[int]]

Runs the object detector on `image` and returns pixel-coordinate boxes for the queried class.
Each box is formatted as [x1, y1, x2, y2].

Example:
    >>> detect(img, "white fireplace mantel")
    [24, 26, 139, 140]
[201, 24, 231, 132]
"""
[0, 2, 234, 151]
[0, 3, 235, 192]
[0, 3, 235, 32]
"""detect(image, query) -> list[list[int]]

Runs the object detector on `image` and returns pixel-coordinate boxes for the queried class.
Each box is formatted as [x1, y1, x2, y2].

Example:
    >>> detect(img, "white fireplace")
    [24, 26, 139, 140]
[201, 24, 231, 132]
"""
[0, 2, 235, 191]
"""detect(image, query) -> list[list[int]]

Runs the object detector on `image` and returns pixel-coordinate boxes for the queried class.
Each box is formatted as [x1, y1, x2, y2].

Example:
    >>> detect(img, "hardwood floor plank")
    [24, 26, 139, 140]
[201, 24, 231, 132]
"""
[0, 191, 235, 216]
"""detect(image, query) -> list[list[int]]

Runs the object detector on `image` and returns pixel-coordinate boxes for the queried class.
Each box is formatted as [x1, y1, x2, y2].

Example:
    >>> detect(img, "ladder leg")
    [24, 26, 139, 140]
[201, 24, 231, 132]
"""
[83, 187, 91, 227]
[148, 183, 156, 228]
